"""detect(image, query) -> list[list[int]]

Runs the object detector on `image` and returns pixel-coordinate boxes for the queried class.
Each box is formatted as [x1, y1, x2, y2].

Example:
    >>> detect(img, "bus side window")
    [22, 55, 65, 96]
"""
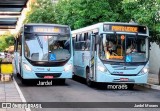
[81, 33, 84, 41]
[78, 34, 81, 41]
[80, 34, 85, 50]
[75, 35, 80, 50]
[17, 34, 22, 56]
[72, 37, 75, 49]
[79, 34, 82, 49]
[84, 32, 90, 51]
[76, 35, 78, 42]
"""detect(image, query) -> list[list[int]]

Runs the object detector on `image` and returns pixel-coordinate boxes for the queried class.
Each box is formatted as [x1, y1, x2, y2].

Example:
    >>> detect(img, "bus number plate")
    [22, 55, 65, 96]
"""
[44, 76, 54, 79]
[120, 78, 128, 81]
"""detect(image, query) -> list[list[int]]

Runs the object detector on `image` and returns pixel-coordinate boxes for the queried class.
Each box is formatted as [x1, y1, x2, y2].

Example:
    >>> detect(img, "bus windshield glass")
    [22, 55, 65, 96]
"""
[24, 34, 71, 62]
[99, 34, 148, 63]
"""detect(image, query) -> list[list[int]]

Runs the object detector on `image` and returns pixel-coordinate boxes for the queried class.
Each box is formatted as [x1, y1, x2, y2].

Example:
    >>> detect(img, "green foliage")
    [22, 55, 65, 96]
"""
[24, 0, 160, 43]
[122, 0, 160, 43]
[24, 0, 56, 23]
[0, 33, 14, 51]
[55, 0, 123, 29]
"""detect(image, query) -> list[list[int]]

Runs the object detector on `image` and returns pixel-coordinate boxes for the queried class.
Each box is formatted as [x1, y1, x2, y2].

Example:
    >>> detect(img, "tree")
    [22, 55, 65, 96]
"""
[55, 0, 123, 29]
[122, 0, 160, 43]
[24, 0, 160, 43]
[0, 33, 14, 51]
[24, 0, 56, 23]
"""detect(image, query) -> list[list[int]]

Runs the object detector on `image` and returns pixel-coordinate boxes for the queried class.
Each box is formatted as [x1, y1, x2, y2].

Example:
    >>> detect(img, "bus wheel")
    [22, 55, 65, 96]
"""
[127, 84, 134, 89]
[86, 68, 94, 87]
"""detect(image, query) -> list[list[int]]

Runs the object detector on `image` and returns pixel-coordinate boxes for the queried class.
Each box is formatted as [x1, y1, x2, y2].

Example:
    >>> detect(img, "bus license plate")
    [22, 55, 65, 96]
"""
[44, 76, 54, 79]
[120, 78, 128, 81]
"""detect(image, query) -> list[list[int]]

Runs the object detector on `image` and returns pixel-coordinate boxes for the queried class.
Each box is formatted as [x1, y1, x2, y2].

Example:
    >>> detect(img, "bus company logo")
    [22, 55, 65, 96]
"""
[47, 68, 50, 71]
[37, 68, 45, 70]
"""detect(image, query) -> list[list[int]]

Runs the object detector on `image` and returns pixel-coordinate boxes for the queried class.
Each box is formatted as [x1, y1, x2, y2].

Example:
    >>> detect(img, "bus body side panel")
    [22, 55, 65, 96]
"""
[74, 51, 91, 78]
[74, 51, 85, 78]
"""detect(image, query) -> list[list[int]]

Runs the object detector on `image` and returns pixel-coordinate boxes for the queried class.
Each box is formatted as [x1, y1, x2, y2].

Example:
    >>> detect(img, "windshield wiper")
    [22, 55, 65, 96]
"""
[35, 35, 43, 49]
[35, 35, 45, 58]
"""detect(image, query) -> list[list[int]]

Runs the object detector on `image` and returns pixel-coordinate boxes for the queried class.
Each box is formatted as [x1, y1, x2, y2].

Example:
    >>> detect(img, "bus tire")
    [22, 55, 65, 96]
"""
[127, 84, 134, 89]
[86, 68, 94, 87]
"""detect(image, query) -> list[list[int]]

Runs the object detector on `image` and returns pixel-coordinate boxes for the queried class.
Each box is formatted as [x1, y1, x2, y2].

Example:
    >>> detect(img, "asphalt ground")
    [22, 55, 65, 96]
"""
[13, 74, 160, 111]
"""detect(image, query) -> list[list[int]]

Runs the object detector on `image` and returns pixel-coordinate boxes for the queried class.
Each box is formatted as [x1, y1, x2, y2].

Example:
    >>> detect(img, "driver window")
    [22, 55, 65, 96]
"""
[102, 34, 124, 60]
[103, 35, 118, 56]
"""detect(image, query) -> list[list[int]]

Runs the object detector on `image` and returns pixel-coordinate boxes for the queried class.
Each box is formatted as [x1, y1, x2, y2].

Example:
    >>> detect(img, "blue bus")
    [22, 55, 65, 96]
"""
[72, 22, 149, 88]
[13, 24, 73, 84]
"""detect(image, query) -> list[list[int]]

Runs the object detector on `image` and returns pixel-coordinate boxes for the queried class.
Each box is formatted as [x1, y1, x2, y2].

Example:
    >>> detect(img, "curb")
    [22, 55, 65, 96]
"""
[140, 83, 160, 90]
[13, 78, 31, 111]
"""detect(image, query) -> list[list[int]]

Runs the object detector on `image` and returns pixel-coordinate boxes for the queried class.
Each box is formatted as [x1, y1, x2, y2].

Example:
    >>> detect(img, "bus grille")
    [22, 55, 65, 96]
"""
[35, 73, 62, 78]
[111, 65, 137, 70]
[111, 74, 138, 76]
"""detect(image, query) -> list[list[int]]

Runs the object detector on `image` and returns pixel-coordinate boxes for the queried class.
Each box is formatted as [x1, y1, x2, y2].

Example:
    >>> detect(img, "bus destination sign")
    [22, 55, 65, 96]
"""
[103, 24, 147, 34]
[111, 26, 138, 33]
[24, 26, 70, 34]
[33, 27, 60, 33]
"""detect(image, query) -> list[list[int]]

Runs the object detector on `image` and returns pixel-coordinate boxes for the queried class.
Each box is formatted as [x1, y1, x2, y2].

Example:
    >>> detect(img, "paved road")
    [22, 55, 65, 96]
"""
[14, 75, 160, 111]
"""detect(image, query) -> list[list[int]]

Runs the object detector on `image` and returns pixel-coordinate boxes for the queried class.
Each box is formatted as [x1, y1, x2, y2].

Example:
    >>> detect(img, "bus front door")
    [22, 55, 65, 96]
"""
[87, 34, 96, 86]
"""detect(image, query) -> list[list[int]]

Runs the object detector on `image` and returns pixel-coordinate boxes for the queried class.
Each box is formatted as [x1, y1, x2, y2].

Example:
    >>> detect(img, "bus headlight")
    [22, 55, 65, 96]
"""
[97, 65, 107, 72]
[141, 67, 149, 74]
[64, 64, 72, 72]
[23, 63, 32, 71]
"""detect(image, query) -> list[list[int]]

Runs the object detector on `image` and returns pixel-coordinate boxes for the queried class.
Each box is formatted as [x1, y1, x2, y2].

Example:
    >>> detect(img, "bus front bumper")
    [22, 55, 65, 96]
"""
[22, 70, 72, 79]
[96, 71, 148, 84]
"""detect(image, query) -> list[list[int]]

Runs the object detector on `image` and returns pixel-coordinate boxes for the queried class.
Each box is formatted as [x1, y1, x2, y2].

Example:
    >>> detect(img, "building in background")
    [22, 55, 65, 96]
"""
[149, 42, 160, 74]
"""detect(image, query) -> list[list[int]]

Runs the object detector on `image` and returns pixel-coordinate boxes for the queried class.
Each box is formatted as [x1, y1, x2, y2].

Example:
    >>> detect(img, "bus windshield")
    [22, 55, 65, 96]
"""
[99, 34, 148, 63]
[24, 34, 71, 62]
